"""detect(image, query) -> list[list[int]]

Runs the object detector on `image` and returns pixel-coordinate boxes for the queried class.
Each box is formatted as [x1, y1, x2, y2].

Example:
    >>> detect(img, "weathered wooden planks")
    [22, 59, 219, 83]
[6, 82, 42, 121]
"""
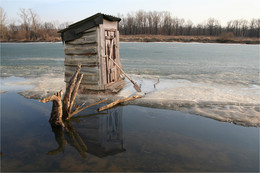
[63, 18, 123, 92]
[65, 55, 98, 66]
[65, 66, 98, 74]
[78, 84, 101, 91]
[65, 72, 99, 85]
[65, 43, 97, 55]
[67, 29, 97, 45]
[83, 27, 96, 33]
[103, 19, 118, 30]
[115, 31, 122, 81]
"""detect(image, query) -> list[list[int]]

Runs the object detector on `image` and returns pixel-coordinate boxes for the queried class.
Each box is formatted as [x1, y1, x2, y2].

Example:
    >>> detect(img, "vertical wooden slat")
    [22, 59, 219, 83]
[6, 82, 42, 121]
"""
[107, 31, 113, 83]
[112, 31, 116, 82]
[107, 36, 110, 83]
[104, 28, 108, 87]
[96, 27, 101, 89]
[115, 30, 122, 81]
[99, 24, 106, 89]
[101, 28, 122, 88]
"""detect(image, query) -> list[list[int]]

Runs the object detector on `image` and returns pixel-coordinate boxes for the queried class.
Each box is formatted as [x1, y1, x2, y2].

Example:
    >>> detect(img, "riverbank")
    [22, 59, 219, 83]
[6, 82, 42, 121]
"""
[0, 36, 61, 43]
[1, 35, 259, 44]
[120, 35, 260, 44]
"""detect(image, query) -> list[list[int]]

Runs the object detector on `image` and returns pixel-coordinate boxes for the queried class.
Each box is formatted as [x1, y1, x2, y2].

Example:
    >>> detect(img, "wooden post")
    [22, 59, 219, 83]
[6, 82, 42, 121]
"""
[63, 64, 82, 118]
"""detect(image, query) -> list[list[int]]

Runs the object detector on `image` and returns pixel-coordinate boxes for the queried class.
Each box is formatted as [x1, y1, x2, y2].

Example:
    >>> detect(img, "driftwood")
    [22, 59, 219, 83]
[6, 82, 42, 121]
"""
[39, 64, 106, 126]
[40, 90, 64, 126]
[98, 95, 142, 112]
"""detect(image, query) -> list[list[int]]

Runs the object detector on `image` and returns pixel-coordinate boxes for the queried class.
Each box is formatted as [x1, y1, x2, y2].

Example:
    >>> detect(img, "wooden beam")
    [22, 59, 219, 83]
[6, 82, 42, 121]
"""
[98, 95, 142, 112]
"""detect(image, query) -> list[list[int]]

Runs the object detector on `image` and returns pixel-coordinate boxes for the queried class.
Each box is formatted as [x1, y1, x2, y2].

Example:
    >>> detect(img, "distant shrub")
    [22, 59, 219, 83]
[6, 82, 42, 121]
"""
[217, 32, 235, 42]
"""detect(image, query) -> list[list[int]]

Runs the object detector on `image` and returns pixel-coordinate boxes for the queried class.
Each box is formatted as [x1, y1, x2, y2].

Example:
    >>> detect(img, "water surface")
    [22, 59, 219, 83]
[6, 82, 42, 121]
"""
[1, 91, 259, 172]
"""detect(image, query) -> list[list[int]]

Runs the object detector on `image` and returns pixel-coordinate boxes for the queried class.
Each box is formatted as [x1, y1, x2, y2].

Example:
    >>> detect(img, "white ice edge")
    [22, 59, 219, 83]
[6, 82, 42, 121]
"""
[2, 75, 260, 127]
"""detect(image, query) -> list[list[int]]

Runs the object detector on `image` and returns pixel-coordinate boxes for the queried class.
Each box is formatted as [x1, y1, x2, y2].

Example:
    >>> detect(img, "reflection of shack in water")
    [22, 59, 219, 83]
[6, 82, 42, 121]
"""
[73, 107, 125, 157]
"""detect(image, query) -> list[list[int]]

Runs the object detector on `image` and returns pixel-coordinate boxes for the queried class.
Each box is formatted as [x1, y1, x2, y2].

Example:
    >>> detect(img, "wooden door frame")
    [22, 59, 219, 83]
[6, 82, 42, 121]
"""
[103, 29, 117, 87]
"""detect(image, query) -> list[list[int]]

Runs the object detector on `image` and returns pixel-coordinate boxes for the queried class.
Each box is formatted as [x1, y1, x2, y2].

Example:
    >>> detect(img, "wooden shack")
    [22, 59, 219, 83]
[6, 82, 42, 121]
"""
[59, 13, 124, 93]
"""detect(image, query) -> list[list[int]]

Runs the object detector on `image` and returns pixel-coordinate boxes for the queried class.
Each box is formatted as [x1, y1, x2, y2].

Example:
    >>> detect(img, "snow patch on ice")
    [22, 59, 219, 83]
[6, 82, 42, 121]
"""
[117, 76, 260, 127]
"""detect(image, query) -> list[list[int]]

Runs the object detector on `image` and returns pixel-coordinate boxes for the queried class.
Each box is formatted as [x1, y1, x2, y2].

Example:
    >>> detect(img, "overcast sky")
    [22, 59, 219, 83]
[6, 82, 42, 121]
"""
[1, 0, 260, 26]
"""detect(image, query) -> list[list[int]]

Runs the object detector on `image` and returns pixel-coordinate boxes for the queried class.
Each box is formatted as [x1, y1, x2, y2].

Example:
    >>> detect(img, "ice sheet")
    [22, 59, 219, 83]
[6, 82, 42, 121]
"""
[4, 75, 260, 127]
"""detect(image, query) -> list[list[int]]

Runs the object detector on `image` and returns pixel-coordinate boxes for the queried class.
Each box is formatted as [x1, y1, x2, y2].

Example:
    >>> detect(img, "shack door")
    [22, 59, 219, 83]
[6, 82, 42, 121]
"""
[104, 30, 119, 86]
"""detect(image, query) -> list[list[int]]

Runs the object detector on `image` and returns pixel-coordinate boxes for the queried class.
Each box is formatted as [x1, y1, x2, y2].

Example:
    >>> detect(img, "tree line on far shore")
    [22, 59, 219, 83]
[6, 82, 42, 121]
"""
[0, 7, 259, 42]
[118, 11, 260, 38]
[0, 7, 68, 42]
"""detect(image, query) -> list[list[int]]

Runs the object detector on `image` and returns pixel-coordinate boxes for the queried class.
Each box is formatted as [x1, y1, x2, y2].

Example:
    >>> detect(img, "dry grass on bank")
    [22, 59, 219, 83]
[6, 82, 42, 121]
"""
[120, 35, 260, 44]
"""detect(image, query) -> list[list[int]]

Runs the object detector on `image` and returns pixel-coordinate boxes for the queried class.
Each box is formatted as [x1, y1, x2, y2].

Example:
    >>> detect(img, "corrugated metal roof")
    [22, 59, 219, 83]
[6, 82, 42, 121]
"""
[59, 13, 121, 42]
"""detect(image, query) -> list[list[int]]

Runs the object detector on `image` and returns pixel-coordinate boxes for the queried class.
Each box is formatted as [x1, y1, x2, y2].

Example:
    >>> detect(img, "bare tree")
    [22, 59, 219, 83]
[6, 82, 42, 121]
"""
[151, 11, 161, 34]
[28, 8, 40, 40]
[8, 20, 19, 40]
[18, 8, 30, 40]
[206, 18, 221, 36]
[147, 11, 153, 34]
[162, 11, 173, 35]
[0, 7, 7, 26]
[240, 19, 248, 37]
[126, 12, 135, 35]
[185, 20, 193, 35]
[249, 19, 260, 37]
[0, 7, 8, 40]
[58, 22, 72, 30]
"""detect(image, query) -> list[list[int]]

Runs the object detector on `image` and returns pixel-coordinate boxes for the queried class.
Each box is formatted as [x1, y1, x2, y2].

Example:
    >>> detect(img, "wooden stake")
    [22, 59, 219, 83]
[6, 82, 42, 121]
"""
[63, 64, 82, 117]
[68, 73, 83, 114]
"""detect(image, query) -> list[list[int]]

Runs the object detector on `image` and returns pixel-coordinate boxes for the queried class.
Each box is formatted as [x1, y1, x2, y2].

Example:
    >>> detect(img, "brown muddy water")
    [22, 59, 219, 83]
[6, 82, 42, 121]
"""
[1, 91, 259, 172]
